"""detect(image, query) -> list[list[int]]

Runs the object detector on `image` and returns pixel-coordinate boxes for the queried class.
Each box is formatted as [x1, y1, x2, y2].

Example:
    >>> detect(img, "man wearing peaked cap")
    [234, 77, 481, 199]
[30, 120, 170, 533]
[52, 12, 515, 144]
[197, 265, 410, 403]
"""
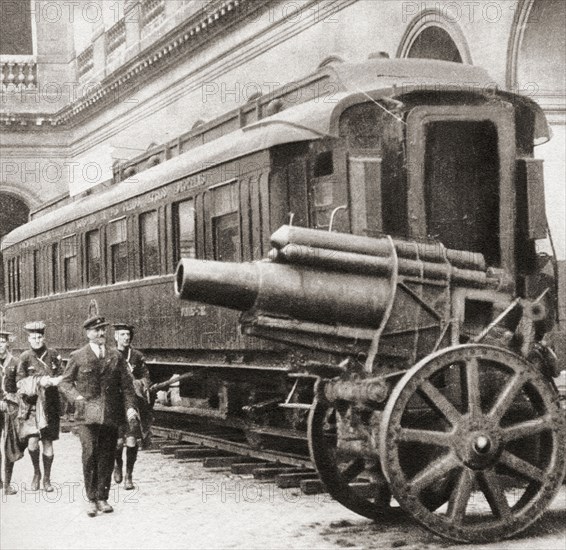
[60, 316, 138, 517]
[112, 323, 153, 491]
[24, 321, 46, 333]
[83, 316, 109, 331]
[1, 330, 20, 495]
[17, 321, 63, 492]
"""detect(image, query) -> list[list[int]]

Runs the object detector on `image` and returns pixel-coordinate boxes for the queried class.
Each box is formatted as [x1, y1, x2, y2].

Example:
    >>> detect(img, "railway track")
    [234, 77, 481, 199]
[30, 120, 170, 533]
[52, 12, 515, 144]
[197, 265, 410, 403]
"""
[150, 408, 332, 494]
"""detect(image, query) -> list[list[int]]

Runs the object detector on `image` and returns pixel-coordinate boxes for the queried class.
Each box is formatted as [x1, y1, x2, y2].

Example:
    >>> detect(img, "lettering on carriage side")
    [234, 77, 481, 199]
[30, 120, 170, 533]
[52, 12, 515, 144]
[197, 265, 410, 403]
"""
[108, 188, 170, 217]
[175, 174, 207, 194]
[181, 305, 207, 317]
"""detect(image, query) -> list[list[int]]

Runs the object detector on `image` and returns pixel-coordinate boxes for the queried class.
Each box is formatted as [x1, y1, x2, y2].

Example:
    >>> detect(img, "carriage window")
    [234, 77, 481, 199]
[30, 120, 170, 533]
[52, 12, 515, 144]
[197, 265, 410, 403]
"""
[51, 243, 59, 294]
[33, 249, 40, 298]
[213, 213, 240, 262]
[173, 199, 196, 267]
[62, 236, 78, 291]
[212, 182, 240, 262]
[16, 256, 21, 301]
[140, 210, 159, 277]
[108, 218, 128, 283]
[86, 230, 101, 286]
[7, 257, 20, 303]
[314, 151, 333, 177]
[7, 258, 12, 302]
[310, 174, 349, 232]
[6, 260, 11, 302]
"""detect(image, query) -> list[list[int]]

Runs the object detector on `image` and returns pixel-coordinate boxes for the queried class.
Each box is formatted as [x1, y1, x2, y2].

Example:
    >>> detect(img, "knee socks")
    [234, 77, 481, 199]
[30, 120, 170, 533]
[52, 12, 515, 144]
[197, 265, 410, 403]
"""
[29, 448, 41, 475]
[43, 454, 54, 480]
[126, 447, 138, 475]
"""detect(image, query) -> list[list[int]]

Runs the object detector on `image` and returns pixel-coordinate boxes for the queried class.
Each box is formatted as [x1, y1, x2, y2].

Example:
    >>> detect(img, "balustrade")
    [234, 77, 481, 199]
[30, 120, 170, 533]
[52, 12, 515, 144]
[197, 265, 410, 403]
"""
[0, 57, 37, 90]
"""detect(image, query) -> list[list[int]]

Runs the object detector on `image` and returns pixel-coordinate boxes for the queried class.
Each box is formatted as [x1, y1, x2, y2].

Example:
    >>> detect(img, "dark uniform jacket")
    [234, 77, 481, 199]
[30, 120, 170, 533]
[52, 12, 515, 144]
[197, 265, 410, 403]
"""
[122, 347, 150, 384]
[60, 344, 136, 428]
[1, 353, 19, 429]
[17, 348, 62, 438]
[1, 353, 18, 395]
[1, 352, 23, 462]
[17, 348, 62, 390]
[120, 347, 153, 439]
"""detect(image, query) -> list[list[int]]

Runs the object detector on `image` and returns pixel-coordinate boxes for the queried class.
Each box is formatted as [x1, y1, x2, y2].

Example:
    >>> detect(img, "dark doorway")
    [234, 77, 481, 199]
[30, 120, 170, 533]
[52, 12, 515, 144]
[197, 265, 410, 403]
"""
[424, 121, 500, 266]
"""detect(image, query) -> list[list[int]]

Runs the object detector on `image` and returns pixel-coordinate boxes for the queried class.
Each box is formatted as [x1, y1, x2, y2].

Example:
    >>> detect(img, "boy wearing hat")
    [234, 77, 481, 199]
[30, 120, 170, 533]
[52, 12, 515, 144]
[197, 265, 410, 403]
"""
[60, 316, 138, 517]
[112, 323, 152, 491]
[16, 321, 62, 492]
[0, 330, 20, 494]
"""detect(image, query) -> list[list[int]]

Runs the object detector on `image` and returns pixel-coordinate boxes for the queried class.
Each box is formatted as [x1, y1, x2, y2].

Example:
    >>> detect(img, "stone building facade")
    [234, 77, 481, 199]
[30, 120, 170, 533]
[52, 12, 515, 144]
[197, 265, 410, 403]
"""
[1, 0, 565, 305]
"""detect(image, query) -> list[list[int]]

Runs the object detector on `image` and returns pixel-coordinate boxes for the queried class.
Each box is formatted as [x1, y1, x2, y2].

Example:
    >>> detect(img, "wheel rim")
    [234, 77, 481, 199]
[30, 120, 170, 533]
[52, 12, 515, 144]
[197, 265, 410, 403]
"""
[380, 344, 566, 543]
[308, 398, 391, 519]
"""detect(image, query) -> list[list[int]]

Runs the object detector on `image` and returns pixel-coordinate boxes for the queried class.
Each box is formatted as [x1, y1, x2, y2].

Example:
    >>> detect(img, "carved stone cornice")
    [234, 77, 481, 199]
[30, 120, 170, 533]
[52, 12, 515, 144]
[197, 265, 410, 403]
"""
[0, 0, 272, 131]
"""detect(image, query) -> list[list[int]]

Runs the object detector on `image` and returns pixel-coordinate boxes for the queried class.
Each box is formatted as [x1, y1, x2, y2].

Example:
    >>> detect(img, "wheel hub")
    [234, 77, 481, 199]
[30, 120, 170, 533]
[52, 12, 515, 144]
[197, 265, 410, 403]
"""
[455, 417, 502, 469]
[474, 434, 491, 453]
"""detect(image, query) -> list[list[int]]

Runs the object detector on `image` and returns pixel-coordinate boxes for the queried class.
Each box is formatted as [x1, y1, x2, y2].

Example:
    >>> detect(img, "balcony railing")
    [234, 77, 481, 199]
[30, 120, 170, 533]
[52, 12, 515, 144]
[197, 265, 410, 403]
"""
[1, 57, 37, 90]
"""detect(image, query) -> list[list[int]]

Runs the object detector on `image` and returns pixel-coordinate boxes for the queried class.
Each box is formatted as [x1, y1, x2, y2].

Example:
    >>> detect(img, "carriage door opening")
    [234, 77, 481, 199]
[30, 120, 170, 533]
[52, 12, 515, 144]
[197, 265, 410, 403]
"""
[423, 121, 500, 266]
[407, 105, 516, 274]
[308, 146, 350, 233]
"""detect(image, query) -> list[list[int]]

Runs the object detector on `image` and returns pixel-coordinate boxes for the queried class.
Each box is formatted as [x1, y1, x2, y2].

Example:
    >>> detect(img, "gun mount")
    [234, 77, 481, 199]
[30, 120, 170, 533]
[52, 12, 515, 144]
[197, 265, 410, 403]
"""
[175, 226, 565, 544]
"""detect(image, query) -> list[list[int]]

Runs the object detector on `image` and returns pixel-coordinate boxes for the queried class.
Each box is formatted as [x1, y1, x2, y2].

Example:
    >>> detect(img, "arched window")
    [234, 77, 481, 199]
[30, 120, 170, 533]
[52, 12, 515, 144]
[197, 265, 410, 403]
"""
[397, 9, 471, 64]
[0, 193, 30, 306]
[514, 0, 565, 96]
[406, 26, 462, 63]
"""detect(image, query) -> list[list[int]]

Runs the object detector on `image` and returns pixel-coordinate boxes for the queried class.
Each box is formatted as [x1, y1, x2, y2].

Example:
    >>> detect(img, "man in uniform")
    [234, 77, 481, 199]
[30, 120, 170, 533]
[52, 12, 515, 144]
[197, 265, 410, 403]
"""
[0, 330, 20, 494]
[16, 321, 62, 492]
[112, 323, 153, 491]
[60, 316, 138, 517]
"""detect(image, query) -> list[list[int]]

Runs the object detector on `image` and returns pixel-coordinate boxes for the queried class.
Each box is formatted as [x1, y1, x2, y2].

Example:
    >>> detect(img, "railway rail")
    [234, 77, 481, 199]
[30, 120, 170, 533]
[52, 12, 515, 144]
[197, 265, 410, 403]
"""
[150, 405, 401, 504]
[152, 407, 311, 469]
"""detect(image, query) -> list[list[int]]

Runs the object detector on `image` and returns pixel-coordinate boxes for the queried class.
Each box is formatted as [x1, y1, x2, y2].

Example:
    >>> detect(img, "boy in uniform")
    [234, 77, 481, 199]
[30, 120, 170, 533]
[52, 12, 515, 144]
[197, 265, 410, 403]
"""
[17, 322, 62, 492]
[112, 323, 152, 490]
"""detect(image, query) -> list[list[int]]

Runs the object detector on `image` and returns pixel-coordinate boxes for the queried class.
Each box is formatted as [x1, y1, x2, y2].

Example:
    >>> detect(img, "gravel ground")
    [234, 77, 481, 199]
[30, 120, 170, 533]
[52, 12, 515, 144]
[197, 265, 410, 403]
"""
[1, 431, 565, 550]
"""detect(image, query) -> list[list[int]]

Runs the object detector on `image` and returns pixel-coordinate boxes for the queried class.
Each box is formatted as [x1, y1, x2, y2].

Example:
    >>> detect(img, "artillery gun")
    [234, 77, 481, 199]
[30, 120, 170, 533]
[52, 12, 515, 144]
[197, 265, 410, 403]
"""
[176, 224, 565, 543]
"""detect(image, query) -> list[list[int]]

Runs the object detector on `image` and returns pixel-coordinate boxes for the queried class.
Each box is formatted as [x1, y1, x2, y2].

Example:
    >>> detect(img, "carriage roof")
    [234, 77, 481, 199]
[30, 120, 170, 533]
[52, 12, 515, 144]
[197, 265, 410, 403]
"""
[1, 58, 548, 251]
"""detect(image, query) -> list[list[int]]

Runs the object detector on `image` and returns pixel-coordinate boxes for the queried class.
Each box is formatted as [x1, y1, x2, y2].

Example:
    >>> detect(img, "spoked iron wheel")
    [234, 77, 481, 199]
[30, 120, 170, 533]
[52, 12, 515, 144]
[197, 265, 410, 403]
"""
[380, 344, 566, 543]
[308, 398, 391, 519]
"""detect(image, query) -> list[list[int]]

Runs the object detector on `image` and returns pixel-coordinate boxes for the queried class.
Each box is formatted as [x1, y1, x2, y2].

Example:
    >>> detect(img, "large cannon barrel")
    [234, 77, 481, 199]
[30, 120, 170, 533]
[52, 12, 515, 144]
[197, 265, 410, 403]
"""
[175, 258, 392, 328]
[271, 225, 486, 271]
[175, 227, 502, 330]
[270, 245, 492, 287]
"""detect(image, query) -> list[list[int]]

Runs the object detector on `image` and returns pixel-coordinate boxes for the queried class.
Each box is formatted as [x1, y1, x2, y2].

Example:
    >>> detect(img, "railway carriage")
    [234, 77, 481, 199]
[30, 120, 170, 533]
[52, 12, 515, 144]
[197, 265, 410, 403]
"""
[2, 58, 565, 543]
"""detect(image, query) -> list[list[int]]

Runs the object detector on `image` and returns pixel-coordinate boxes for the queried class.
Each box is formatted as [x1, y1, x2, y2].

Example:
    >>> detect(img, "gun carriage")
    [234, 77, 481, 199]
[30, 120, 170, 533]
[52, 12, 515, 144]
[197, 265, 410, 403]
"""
[2, 58, 564, 543]
[177, 225, 564, 543]
[174, 63, 565, 543]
